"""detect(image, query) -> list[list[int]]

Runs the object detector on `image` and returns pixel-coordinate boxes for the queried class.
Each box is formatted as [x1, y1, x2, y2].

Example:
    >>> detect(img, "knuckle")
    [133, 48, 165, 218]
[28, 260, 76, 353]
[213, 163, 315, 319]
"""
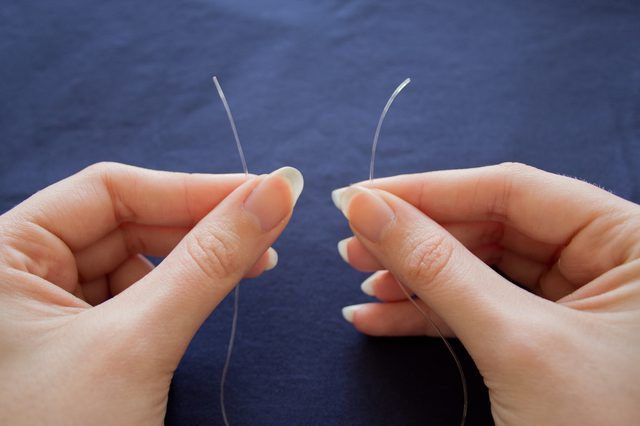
[495, 326, 556, 372]
[484, 222, 505, 244]
[83, 162, 139, 223]
[486, 162, 536, 220]
[403, 233, 455, 290]
[184, 227, 241, 282]
[81, 161, 125, 177]
[120, 223, 145, 254]
[497, 161, 535, 176]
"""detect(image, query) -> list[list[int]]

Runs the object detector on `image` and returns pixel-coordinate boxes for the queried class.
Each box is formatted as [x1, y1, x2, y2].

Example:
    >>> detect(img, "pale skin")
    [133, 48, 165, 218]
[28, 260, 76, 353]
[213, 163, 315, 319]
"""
[0, 162, 303, 425]
[0, 162, 638, 425]
[334, 162, 640, 425]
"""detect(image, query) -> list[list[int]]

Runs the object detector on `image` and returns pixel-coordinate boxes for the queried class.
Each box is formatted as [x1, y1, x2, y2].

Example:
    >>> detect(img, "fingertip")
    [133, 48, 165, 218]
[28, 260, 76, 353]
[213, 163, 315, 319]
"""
[360, 273, 377, 296]
[244, 167, 302, 232]
[264, 247, 278, 271]
[244, 248, 278, 278]
[331, 187, 347, 209]
[337, 238, 349, 263]
[271, 166, 304, 204]
[337, 185, 361, 219]
[341, 304, 363, 323]
[340, 186, 395, 243]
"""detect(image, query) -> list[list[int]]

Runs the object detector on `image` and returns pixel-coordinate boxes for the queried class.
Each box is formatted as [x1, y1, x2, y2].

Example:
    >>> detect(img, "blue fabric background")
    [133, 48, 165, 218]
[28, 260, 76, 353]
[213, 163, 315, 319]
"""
[1, 1, 639, 424]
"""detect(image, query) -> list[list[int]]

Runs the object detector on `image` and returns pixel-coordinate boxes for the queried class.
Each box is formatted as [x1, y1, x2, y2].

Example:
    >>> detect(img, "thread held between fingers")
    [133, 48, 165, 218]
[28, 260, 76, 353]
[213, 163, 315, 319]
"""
[212, 75, 246, 426]
[364, 77, 467, 425]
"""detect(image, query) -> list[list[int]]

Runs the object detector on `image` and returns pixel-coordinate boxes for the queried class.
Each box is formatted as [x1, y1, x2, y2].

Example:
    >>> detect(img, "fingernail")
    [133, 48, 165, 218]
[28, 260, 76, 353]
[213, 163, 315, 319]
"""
[340, 186, 395, 243]
[337, 238, 349, 263]
[360, 274, 377, 296]
[265, 248, 278, 271]
[244, 166, 304, 231]
[342, 304, 363, 323]
[331, 187, 347, 209]
[272, 166, 304, 203]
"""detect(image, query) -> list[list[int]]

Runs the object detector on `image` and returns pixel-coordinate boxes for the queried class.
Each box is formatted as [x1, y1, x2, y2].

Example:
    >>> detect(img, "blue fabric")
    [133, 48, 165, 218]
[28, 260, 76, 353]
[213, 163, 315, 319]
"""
[1, 1, 639, 424]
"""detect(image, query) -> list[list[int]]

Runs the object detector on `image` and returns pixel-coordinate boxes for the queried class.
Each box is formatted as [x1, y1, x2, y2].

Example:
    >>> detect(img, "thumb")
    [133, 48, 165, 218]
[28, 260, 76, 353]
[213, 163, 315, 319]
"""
[336, 186, 543, 358]
[117, 166, 303, 361]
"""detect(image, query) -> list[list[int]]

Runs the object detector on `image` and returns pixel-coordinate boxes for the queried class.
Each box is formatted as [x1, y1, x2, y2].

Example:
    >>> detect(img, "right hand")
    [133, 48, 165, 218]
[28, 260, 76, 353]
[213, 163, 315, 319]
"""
[333, 163, 640, 425]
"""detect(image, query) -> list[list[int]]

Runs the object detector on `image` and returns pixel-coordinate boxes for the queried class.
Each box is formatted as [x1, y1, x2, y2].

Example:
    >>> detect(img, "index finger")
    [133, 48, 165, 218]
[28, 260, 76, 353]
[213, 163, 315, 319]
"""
[334, 162, 633, 245]
[5, 162, 253, 251]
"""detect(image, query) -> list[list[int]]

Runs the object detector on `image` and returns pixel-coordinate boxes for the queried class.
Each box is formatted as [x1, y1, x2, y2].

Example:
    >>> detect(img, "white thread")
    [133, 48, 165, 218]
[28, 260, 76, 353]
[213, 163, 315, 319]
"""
[369, 78, 411, 181]
[213, 76, 248, 175]
[369, 78, 468, 426]
[211, 76, 467, 425]
[212, 76, 247, 426]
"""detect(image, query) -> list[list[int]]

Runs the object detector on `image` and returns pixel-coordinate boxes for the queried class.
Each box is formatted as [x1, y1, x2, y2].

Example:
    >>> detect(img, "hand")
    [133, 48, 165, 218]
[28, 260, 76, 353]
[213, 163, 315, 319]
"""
[333, 163, 640, 425]
[0, 162, 303, 425]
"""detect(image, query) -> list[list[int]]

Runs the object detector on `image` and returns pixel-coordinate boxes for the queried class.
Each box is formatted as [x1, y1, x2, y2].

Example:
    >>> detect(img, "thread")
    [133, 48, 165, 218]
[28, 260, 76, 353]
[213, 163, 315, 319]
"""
[369, 78, 468, 426]
[369, 78, 411, 181]
[213, 76, 248, 175]
[212, 76, 247, 426]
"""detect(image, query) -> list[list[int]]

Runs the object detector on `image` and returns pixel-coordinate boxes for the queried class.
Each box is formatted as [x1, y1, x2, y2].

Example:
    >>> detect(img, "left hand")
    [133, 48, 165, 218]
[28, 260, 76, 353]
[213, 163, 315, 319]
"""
[0, 162, 302, 425]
